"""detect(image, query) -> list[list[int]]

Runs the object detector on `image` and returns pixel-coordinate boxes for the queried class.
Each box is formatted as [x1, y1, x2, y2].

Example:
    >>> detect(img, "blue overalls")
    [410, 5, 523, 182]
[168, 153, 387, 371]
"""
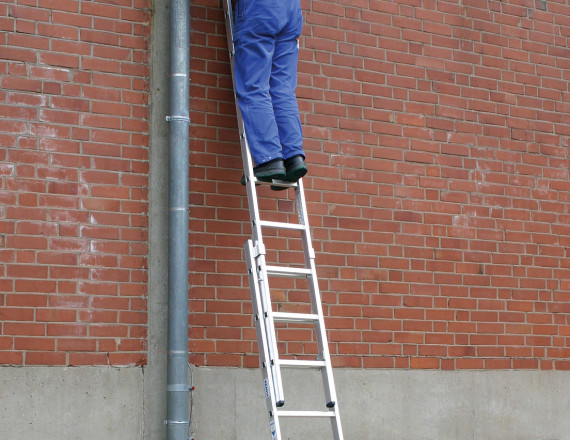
[233, 0, 304, 166]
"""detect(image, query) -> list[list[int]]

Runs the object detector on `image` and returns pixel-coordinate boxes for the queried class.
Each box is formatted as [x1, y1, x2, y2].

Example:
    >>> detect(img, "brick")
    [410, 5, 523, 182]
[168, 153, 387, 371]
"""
[51, 11, 92, 28]
[0, 46, 37, 63]
[68, 353, 109, 365]
[38, 52, 80, 69]
[36, 309, 77, 322]
[14, 337, 55, 351]
[9, 5, 50, 22]
[25, 351, 66, 365]
[4, 322, 46, 336]
[80, 1, 120, 18]
[108, 353, 146, 366]
[47, 324, 87, 337]
[57, 338, 97, 351]
[38, 0, 79, 13]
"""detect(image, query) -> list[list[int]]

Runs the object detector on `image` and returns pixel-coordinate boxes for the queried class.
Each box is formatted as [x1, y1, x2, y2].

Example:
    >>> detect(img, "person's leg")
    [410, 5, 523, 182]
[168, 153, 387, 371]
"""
[270, 2, 304, 162]
[233, 3, 282, 167]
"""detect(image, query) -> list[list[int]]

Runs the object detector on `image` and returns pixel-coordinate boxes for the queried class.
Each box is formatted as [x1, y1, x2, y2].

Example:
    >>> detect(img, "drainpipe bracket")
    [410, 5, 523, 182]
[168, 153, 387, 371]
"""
[166, 115, 191, 123]
[164, 420, 190, 426]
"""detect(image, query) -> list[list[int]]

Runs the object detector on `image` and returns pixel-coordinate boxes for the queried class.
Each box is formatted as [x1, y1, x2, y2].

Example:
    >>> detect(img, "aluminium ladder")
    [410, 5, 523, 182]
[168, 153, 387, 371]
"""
[222, 2, 344, 439]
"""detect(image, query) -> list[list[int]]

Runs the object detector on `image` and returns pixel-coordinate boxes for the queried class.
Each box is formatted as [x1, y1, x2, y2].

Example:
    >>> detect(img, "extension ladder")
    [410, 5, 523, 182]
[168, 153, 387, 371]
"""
[222, 1, 344, 439]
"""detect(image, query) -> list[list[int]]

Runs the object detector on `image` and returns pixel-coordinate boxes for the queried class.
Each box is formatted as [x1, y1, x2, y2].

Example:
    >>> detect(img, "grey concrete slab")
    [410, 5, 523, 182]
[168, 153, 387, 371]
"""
[0, 366, 143, 440]
[191, 367, 570, 440]
[2, 366, 568, 439]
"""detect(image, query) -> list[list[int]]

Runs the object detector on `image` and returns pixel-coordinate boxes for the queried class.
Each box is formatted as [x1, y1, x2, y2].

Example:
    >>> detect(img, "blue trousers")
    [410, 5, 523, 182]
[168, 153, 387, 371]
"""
[233, 0, 304, 166]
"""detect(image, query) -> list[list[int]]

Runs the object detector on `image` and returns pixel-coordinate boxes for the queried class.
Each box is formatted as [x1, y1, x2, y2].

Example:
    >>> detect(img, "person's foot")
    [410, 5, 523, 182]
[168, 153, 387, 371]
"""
[255, 158, 287, 181]
[284, 155, 307, 181]
[240, 158, 286, 185]
[269, 155, 307, 191]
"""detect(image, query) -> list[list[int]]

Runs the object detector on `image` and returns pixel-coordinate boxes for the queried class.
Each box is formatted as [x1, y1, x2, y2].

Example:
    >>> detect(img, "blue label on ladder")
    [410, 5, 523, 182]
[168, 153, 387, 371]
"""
[270, 421, 277, 440]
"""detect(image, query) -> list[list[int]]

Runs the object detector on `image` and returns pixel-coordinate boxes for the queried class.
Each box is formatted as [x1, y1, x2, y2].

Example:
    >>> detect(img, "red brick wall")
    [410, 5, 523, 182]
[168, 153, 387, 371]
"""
[2, 0, 569, 370]
[189, 0, 570, 370]
[0, 0, 150, 366]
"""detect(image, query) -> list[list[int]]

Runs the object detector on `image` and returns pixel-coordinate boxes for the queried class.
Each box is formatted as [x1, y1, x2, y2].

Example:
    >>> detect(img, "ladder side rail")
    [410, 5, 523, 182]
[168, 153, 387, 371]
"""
[295, 179, 336, 391]
[223, 0, 285, 409]
[331, 409, 344, 440]
[245, 240, 282, 440]
[221, 0, 249, 171]
[296, 180, 344, 440]
[255, 252, 286, 406]
[221, 0, 264, 246]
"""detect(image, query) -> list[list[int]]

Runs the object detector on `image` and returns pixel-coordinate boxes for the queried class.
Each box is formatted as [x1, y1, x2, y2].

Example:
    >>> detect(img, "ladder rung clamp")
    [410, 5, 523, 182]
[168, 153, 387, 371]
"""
[254, 243, 266, 257]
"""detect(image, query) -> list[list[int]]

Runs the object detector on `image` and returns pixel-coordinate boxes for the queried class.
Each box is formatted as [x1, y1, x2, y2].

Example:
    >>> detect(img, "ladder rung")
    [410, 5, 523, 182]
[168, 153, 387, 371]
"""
[277, 410, 336, 418]
[258, 178, 298, 189]
[279, 359, 326, 368]
[273, 312, 319, 323]
[259, 220, 305, 231]
[266, 266, 312, 277]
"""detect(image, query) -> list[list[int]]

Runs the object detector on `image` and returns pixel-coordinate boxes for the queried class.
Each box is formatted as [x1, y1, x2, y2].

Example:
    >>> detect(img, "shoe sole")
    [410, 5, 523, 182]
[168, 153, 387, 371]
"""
[256, 170, 286, 181]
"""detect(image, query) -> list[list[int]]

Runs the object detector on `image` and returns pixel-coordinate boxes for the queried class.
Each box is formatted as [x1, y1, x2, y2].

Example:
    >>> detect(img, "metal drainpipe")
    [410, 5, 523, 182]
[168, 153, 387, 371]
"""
[166, 0, 190, 439]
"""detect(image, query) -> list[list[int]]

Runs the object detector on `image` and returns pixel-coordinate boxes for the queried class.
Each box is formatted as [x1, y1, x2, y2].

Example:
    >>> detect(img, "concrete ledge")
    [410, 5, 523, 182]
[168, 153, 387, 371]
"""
[2, 365, 568, 439]
[191, 367, 570, 440]
[0, 366, 143, 440]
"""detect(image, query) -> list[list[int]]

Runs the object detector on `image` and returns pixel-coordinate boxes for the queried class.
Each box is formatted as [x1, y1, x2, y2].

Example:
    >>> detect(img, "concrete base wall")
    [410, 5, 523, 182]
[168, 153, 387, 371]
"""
[0, 366, 143, 440]
[192, 367, 570, 440]
[1, 366, 568, 439]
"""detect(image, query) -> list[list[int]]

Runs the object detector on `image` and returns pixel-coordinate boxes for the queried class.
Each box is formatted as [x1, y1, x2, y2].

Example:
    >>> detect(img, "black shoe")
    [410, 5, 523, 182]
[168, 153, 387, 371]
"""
[240, 158, 286, 185]
[284, 155, 307, 182]
[269, 155, 307, 191]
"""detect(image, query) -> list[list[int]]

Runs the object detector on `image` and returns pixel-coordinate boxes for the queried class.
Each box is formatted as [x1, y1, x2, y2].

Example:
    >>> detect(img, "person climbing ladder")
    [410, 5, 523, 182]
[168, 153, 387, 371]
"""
[233, 0, 307, 187]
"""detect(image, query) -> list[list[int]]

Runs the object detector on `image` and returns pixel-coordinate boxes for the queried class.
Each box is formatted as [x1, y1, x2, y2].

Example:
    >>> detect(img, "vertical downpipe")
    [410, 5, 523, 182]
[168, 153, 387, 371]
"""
[167, 0, 190, 439]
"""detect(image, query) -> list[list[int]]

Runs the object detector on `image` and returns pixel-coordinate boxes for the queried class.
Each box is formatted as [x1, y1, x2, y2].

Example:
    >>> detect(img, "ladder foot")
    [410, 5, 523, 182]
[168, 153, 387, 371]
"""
[276, 400, 285, 407]
[326, 401, 335, 408]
